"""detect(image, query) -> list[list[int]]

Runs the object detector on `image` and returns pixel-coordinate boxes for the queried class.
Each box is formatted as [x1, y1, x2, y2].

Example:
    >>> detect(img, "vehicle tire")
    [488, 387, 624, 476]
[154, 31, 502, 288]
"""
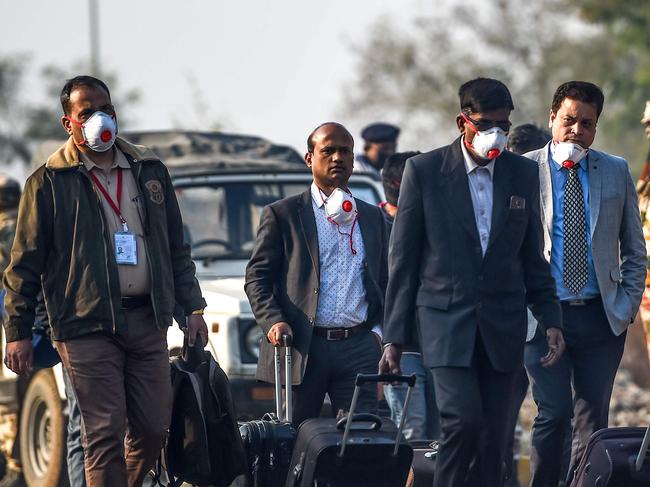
[19, 370, 68, 487]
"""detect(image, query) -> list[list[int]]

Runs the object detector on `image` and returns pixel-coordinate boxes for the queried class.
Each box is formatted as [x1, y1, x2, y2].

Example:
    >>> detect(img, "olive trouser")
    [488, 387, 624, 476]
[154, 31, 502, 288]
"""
[56, 305, 171, 487]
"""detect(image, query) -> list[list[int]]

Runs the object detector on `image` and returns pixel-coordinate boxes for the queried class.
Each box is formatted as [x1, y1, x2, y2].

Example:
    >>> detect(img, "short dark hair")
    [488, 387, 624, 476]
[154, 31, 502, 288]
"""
[551, 81, 604, 118]
[60, 75, 111, 115]
[306, 122, 351, 152]
[459, 78, 514, 114]
[508, 124, 552, 155]
[382, 151, 420, 205]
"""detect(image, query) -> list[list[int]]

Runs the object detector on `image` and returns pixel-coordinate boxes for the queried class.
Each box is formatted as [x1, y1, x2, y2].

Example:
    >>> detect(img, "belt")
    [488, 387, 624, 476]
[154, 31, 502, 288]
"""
[121, 295, 151, 310]
[312, 324, 366, 341]
[562, 296, 600, 307]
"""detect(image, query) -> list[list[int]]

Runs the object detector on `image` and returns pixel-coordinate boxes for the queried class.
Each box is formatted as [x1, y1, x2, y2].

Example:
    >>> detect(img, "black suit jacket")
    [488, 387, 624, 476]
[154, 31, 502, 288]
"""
[383, 138, 561, 372]
[245, 189, 388, 384]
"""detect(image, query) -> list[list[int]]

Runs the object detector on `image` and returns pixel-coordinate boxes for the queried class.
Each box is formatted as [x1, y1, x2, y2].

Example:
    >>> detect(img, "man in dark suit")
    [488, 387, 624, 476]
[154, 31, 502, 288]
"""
[379, 78, 565, 487]
[245, 122, 388, 427]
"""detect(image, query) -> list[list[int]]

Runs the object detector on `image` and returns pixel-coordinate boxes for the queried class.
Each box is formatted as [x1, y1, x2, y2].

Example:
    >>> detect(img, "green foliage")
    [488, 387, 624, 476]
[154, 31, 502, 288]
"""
[344, 0, 650, 173]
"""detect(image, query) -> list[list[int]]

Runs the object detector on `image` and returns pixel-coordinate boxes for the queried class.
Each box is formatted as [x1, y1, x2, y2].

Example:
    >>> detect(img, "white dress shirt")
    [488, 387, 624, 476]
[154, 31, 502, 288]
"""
[461, 138, 495, 255]
[310, 183, 369, 328]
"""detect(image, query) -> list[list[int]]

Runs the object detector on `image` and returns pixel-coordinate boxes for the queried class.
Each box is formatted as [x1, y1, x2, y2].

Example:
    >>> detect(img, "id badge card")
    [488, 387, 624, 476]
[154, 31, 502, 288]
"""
[114, 232, 137, 265]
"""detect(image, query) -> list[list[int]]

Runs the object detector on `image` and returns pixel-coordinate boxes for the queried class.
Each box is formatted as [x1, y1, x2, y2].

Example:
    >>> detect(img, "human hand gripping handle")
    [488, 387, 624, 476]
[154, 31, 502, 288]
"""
[5, 338, 33, 375]
[267, 321, 292, 346]
[541, 327, 566, 367]
[185, 314, 209, 347]
[378, 343, 403, 376]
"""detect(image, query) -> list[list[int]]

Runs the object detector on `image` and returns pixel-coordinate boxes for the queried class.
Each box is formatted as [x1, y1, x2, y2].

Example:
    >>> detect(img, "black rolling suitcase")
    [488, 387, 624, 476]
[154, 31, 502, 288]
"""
[240, 335, 296, 487]
[285, 373, 415, 487]
[407, 440, 438, 487]
[571, 426, 650, 486]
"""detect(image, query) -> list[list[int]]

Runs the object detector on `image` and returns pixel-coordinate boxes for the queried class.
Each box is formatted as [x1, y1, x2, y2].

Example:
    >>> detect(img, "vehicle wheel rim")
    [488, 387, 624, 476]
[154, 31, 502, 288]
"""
[27, 396, 52, 478]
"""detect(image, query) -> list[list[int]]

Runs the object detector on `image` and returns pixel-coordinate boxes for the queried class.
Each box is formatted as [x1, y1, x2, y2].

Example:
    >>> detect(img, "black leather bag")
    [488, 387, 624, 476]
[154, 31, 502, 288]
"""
[571, 427, 650, 487]
[164, 337, 247, 487]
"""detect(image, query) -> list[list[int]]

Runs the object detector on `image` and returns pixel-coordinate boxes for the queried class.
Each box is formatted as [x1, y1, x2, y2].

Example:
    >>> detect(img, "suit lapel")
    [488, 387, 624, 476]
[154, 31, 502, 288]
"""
[538, 144, 554, 239]
[587, 151, 602, 238]
[357, 201, 378, 274]
[297, 190, 320, 278]
[487, 155, 514, 248]
[441, 139, 481, 245]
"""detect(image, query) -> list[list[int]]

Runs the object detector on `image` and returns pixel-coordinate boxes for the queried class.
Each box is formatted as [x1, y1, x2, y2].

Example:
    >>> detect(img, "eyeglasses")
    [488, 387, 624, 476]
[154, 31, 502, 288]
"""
[461, 113, 512, 133]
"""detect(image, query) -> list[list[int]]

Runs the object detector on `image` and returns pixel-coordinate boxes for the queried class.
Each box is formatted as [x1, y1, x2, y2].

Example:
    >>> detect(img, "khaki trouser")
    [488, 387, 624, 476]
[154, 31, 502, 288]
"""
[56, 305, 171, 487]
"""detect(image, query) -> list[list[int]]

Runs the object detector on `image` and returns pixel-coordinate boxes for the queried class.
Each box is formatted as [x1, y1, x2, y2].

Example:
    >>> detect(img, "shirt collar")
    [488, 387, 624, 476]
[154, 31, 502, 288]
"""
[310, 182, 326, 208]
[80, 147, 130, 172]
[549, 142, 589, 172]
[461, 136, 495, 179]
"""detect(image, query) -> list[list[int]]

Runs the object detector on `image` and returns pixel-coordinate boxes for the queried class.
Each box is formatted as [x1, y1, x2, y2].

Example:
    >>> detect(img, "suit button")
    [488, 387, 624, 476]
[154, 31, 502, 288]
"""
[314, 287, 319, 294]
[309, 317, 314, 324]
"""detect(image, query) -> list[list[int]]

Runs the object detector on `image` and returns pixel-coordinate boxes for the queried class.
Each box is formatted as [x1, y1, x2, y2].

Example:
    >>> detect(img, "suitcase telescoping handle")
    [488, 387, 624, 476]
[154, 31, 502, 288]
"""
[339, 373, 417, 458]
[273, 334, 293, 423]
[635, 425, 650, 471]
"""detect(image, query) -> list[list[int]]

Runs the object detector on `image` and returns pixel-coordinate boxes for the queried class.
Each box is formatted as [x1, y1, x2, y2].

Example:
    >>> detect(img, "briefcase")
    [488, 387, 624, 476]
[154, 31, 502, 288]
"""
[571, 426, 650, 486]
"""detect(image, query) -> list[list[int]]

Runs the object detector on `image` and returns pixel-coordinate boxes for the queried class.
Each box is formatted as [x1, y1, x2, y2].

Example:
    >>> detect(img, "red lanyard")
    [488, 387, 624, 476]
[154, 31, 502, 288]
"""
[88, 167, 128, 231]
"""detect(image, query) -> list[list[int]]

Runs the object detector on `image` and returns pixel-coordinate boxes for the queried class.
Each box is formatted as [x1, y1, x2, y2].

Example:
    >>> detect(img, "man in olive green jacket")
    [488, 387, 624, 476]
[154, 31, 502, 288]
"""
[3, 75, 207, 487]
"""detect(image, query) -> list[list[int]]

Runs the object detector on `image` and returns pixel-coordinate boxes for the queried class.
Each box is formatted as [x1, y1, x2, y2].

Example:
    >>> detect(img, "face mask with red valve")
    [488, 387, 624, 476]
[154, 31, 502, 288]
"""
[322, 188, 357, 226]
[552, 142, 588, 167]
[319, 187, 359, 254]
[66, 111, 118, 152]
[461, 114, 509, 160]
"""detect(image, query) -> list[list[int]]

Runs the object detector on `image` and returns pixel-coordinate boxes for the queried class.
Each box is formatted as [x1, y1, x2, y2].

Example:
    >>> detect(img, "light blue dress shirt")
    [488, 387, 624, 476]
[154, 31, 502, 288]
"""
[549, 148, 599, 300]
[310, 183, 369, 327]
[461, 140, 495, 255]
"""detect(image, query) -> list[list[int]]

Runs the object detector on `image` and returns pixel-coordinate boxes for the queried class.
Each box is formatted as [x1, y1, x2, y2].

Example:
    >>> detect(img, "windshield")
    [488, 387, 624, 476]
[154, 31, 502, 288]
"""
[175, 180, 381, 260]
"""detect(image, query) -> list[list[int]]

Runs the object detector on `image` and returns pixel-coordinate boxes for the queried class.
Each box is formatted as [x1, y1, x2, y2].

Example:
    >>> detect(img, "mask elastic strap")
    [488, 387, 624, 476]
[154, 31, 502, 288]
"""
[64, 116, 88, 146]
[326, 213, 358, 255]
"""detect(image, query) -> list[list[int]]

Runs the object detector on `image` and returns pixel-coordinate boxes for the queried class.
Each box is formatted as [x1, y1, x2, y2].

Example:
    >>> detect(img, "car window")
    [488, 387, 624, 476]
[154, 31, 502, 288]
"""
[175, 180, 381, 260]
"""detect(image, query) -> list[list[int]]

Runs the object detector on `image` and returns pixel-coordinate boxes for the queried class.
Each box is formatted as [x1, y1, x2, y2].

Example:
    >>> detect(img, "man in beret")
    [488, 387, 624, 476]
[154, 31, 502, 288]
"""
[354, 122, 400, 176]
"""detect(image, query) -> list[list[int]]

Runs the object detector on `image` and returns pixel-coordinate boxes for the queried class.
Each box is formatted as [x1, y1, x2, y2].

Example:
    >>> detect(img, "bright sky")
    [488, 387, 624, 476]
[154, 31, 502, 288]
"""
[1, 0, 421, 155]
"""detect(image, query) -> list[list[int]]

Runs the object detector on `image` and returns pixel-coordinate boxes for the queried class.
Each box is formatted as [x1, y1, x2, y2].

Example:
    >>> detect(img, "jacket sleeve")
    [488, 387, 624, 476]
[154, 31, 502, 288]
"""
[523, 170, 563, 332]
[383, 159, 425, 345]
[3, 172, 53, 342]
[162, 168, 206, 315]
[619, 160, 647, 319]
[244, 204, 287, 335]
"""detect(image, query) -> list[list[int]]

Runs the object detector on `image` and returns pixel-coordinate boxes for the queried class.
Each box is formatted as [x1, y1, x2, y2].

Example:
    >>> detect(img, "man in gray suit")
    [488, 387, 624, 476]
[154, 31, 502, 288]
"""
[245, 122, 388, 427]
[524, 81, 647, 487]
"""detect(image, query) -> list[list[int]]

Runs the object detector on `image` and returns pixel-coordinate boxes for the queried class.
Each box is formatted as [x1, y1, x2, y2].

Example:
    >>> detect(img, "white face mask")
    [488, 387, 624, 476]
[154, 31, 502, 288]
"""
[552, 142, 588, 167]
[322, 188, 357, 226]
[68, 111, 118, 152]
[469, 126, 509, 160]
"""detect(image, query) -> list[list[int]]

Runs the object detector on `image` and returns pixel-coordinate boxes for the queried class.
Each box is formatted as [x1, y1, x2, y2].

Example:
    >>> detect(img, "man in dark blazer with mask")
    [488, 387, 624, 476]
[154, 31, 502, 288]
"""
[245, 122, 388, 427]
[380, 78, 564, 487]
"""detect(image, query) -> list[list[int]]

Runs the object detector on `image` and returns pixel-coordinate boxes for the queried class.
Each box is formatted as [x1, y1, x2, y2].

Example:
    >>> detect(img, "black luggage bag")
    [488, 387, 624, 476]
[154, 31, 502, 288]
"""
[285, 373, 415, 487]
[571, 426, 650, 486]
[240, 335, 296, 487]
[407, 440, 438, 487]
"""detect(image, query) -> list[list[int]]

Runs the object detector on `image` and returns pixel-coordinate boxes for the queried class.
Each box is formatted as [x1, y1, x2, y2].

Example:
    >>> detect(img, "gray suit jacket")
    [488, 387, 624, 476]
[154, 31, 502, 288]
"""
[526, 142, 646, 338]
[245, 189, 389, 385]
